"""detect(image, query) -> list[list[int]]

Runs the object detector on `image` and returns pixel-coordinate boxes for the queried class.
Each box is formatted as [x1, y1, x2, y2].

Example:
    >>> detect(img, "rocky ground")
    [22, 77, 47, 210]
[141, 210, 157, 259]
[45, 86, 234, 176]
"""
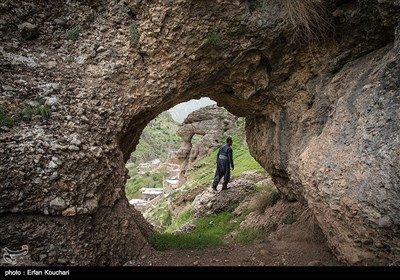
[128, 172, 342, 266]
[130, 233, 340, 267]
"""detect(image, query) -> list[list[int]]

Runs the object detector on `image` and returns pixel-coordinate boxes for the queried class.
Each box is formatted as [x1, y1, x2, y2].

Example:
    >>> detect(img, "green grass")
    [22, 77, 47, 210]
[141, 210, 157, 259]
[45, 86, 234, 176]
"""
[255, 183, 269, 192]
[165, 207, 193, 233]
[144, 190, 183, 229]
[191, 134, 203, 145]
[184, 125, 266, 189]
[185, 148, 218, 188]
[145, 197, 172, 229]
[234, 228, 264, 244]
[66, 28, 80, 41]
[128, 111, 181, 164]
[0, 100, 51, 128]
[149, 211, 237, 250]
[125, 168, 165, 200]
[18, 101, 51, 120]
[231, 134, 266, 177]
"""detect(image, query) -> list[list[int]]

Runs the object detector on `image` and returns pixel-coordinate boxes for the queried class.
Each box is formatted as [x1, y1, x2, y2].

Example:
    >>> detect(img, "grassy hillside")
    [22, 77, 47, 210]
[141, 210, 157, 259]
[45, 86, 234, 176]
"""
[125, 111, 181, 200]
[184, 118, 266, 189]
[145, 118, 267, 230]
[128, 111, 181, 164]
[125, 167, 168, 200]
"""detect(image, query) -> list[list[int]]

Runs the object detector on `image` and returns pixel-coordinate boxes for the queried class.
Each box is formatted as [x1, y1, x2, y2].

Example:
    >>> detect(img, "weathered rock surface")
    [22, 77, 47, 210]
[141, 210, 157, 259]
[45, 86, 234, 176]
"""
[169, 105, 237, 178]
[0, 0, 399, 265]
[192, 177, 259, 218]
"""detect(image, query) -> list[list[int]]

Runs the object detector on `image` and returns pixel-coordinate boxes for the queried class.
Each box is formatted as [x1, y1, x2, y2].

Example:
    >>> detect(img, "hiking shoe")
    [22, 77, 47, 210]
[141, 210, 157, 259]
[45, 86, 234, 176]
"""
[221, 187, 231, 191]
[211, 187, 217, 192]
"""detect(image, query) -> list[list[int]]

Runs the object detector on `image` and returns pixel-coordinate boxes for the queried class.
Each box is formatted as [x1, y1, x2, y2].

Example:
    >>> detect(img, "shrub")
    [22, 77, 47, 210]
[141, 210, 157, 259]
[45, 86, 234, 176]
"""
[268, 190, 280, 206]
[0, 107, 16, 128]
[66, 28, 80, 41]
[207, 31, 220, 46]
[130, 24, 139, 48]
[18, 101, 51, 120]
[65, 56, 74, 64]
[282, 0, 332, 43]
[254, 190, 280, 213]
[282, 211, 297, 224]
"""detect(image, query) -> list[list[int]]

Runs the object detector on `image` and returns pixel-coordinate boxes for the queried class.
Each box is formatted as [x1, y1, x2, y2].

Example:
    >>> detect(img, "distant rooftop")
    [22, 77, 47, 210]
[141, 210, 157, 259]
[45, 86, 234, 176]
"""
[140, 188, 163, 195]
[165, 179, 179, 185]
[129, 199, 147, 206]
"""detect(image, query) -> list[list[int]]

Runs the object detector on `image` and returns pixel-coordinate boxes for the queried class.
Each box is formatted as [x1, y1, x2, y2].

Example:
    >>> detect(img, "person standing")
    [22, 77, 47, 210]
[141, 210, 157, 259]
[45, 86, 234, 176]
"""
[212, 137, 234, 191]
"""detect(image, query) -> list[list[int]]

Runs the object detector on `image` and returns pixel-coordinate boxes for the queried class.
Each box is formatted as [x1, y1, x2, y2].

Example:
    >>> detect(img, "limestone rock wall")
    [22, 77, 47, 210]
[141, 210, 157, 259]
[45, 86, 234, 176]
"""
[0, 0, 399, 265]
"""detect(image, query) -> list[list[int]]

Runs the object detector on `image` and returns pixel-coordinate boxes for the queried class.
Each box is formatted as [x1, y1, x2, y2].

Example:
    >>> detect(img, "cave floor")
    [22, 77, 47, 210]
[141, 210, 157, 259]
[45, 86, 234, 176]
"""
[127, 220, 343, 266]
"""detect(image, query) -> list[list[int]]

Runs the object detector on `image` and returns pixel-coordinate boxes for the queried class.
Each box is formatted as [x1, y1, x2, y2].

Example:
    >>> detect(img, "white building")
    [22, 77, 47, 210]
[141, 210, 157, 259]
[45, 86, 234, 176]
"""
[140, 188, 164, 200]
[129, 198, 147, 206]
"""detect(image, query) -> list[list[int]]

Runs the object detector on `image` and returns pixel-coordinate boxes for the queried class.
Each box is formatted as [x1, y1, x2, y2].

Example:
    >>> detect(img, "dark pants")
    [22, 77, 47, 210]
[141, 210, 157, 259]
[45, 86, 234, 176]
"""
[212, 159, 230, 189]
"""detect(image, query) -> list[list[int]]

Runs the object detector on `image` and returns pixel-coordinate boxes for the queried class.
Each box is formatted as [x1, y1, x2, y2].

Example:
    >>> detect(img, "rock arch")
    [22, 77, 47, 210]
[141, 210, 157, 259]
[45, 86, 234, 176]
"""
[1, 0, 399, 265]
[169, 104, 238, 181]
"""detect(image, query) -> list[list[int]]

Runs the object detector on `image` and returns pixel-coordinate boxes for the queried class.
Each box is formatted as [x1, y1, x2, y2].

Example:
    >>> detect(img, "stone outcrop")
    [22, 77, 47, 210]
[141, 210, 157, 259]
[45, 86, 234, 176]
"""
[169, 105, 237, 179]
[1, 0, 399, 265]
[192, 172, 267, 218]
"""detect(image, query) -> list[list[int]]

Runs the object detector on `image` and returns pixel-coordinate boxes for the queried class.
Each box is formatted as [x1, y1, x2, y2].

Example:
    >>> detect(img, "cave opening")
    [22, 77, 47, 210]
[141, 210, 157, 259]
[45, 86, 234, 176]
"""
[123, 96, 270, 239]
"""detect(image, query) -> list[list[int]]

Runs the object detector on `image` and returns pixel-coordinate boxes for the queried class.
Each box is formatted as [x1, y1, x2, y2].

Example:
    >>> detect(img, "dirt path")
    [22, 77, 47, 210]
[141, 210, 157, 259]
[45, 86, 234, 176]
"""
[128, 220, 342, 266]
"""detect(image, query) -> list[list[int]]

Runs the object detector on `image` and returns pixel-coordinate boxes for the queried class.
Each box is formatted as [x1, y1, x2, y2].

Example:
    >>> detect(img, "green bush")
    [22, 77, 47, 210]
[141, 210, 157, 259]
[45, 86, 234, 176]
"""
[86, 13, 95, 23]
[0, 100, 51, 128]
[207, 31, 220, 46]
[267, 190, 280, 207]
[18, 101, 51, 120]
[66, 28, 80, 41]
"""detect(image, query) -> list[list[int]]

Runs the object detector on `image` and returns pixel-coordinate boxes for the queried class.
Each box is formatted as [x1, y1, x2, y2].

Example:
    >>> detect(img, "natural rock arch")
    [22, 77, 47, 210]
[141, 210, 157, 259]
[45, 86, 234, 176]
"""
[1, 0, 399, 265]
[167, 104, 238, 182]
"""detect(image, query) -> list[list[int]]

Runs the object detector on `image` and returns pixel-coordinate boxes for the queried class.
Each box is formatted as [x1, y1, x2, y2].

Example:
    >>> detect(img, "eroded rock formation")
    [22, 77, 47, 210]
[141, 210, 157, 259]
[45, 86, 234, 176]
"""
[169, 105, 237, 178]
[1, 0, 399, 265]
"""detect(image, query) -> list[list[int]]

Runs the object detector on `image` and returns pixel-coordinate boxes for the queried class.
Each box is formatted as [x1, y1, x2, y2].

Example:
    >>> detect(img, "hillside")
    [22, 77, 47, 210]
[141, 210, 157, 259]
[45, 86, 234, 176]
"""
[128, 111, 181, 164]
[183, 118, 266, 189]
[144, 117, 266, 229]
